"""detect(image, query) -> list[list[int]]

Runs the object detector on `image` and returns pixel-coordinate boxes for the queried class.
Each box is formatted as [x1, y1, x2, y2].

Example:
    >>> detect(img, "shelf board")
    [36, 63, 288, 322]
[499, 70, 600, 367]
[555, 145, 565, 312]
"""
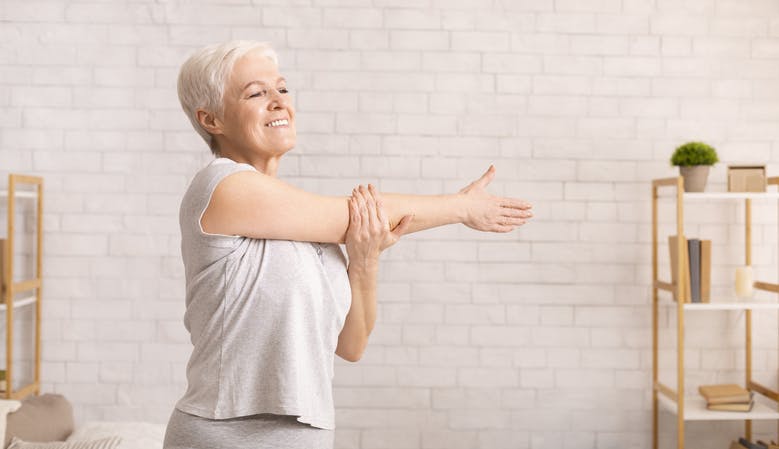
[0, 190, 37, 199]
[658, 394, 779, 421]
[681, 192, 779, 200]
[0, 294, 36, 311]
[658, 291, 779, 310]
[683, 301, 779, 310]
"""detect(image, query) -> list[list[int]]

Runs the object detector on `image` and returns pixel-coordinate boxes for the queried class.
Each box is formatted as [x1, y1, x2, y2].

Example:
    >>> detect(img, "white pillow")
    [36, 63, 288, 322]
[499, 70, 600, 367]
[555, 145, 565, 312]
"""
[0, 399, 22, 446]
[66, 422, 165, 449]
[9, 436, 120, 449]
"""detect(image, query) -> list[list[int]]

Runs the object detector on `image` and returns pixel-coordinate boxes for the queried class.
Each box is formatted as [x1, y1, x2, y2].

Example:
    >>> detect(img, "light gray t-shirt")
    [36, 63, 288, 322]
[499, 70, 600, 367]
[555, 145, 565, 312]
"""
[174, 157, 352, 430]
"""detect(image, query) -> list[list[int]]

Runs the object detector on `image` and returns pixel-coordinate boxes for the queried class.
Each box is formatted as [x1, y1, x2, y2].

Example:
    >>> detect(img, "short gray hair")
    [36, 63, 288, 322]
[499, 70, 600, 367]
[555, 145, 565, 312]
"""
[177, 40, 279, 155]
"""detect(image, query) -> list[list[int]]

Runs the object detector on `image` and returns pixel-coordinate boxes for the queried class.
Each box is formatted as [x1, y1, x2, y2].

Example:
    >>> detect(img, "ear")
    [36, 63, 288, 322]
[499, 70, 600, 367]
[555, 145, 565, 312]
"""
[196, 109, 224, 136]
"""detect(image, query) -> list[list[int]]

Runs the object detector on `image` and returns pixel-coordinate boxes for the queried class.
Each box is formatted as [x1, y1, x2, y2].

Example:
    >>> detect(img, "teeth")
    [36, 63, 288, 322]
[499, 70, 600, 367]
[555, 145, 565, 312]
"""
[267, 119, 288, 127]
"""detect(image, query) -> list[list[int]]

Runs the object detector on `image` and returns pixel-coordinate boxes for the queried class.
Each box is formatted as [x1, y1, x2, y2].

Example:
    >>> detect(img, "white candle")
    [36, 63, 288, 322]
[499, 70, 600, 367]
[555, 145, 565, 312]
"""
[735, 266, 754, 299]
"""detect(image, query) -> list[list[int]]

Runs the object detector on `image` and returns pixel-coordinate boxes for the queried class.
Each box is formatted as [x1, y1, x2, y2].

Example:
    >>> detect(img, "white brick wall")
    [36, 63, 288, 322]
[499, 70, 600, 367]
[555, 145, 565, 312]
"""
[3, 0, 779, 447]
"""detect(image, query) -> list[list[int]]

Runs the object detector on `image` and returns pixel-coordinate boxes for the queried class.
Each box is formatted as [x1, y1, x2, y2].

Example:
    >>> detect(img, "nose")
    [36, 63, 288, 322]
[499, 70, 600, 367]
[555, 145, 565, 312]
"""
[267, 88, 289, 111]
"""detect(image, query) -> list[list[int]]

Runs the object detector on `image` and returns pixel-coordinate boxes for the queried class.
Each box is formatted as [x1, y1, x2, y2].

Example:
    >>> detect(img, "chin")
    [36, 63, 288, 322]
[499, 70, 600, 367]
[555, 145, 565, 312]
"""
[280, 135, 296, 150]
[279, 145, 294, 156]
[274, 140, 295, 157]
[268, 131, 296, 154]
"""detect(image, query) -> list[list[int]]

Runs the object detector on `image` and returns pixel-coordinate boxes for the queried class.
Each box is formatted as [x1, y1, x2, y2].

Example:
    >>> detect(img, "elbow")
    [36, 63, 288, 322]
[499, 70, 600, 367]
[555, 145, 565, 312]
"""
[340, 348, 364, 363]
[343, 351, 363, 363]
[338, 340, 368, 363]
[348, 341, 368, 362]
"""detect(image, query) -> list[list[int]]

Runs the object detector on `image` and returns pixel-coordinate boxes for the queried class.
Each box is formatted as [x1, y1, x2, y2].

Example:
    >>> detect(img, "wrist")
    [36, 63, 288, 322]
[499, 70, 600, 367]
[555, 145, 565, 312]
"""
[348, 257, 379, 276]
[452, 192, 469, 224]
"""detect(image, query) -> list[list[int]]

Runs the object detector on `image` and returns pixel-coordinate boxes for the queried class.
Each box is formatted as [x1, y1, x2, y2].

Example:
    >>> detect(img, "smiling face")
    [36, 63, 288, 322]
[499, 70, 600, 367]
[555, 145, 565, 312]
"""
[213, 49, 296, 160]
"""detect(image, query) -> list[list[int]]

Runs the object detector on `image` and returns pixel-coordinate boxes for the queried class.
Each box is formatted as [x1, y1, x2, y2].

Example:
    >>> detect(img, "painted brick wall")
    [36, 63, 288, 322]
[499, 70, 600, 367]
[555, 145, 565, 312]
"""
[2, 0, 779, 448]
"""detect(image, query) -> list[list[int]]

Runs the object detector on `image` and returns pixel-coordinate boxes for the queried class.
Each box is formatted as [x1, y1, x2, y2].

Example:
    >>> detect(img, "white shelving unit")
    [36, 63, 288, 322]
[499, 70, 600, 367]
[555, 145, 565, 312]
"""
[0, 174, 43, 400]
[651, 176, 779, 449]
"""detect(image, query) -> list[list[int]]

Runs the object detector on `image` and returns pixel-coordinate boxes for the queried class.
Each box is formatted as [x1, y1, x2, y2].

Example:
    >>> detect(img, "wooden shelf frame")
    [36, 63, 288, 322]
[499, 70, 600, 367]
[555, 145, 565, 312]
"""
[2, 174, 43, 400]
[651, 176, 779, 449]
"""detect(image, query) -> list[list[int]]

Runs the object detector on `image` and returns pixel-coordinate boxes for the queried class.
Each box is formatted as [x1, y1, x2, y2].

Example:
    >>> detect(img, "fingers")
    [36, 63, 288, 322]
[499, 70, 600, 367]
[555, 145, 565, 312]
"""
[501, 198, 533, 210]
[348, 195, 361, 231]
[501, 208, 533, 219]
[492, 215, 528, 233]
[370, 184, 391, 231]
[503, 217, 527, 226]
[352, 184, 383, 237]
[494, 223, 521, 233]
[461, 165, 497, 194]
[352, 186, 367, 233]
[495, 196, 532, 233]
[363, 184, 379, 232]
[478, 164, 496, 187]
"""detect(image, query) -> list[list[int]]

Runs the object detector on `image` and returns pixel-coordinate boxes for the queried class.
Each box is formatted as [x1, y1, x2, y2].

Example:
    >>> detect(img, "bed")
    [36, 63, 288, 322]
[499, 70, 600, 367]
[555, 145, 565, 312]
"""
[1, 394, 166, 449]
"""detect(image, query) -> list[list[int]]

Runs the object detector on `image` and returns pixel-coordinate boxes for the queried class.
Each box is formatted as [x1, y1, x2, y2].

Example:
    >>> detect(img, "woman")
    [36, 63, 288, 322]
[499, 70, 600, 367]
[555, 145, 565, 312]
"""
[163, 40, 533, 449]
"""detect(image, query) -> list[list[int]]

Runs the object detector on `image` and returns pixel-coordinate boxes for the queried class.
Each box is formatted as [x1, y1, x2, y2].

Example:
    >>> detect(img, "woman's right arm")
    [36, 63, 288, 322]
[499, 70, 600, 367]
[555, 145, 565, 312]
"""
[201, 165, 533, 244]
[202, 170, 351, 243]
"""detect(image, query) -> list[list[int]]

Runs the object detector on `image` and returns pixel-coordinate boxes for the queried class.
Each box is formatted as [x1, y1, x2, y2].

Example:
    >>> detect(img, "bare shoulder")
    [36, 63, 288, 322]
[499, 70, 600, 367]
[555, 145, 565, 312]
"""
[201, 170, 266, 236]
[213, 169, 267, 199]
[200, 168, 348, 243]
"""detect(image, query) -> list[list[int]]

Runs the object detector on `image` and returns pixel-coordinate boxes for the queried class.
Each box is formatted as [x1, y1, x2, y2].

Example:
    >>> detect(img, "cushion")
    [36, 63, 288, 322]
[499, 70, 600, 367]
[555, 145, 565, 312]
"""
[7, 436, 120, 449]
[5, 394, 74, 448]
[0, 399, 22, 448]
[66, 422, 164, 449]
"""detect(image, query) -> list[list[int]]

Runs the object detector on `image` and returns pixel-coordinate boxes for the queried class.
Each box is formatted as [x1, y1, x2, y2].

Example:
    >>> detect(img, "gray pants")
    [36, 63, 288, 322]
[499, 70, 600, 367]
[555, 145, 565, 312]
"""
[163, 408, 335, 449]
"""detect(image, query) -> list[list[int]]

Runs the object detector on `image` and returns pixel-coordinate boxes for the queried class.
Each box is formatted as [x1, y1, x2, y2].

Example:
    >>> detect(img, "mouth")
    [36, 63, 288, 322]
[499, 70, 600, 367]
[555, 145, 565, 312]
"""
[265, 118, 290, 128]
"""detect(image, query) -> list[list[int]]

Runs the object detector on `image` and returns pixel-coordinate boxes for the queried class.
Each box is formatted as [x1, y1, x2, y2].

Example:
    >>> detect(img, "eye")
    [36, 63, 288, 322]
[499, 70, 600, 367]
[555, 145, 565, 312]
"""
[279, 88, 289, 94]
[249, 89, 267, 98]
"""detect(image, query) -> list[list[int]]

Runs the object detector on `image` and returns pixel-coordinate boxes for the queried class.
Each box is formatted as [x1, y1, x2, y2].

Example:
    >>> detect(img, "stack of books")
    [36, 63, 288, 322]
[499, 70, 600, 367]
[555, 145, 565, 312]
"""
[0, 238, 5, 299]
[731, 438, 779, 449]
[699, 384, 754, 412]
[669, 235, 712, 303]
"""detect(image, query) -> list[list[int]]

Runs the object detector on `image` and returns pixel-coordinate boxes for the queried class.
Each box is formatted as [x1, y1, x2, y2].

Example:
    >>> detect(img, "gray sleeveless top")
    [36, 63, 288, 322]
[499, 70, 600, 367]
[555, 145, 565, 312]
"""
[174, 157, 352, 430]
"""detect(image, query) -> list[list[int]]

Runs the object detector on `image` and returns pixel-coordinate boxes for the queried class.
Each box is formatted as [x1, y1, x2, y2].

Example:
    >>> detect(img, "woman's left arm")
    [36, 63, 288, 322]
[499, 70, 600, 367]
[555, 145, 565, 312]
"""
[335, 185, 411, 363]
[380, 165, 533, 235]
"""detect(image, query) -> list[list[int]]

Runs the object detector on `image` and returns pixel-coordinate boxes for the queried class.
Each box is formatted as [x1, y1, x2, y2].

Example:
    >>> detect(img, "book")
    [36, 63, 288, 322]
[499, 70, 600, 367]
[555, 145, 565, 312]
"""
[700, 239, 711, 303]
[0, 239, 5, 299]
[669, 235, 691, 302]
[739, 438, 769, 449]
[699, 384, 752, 405]
[707, 396, 754, 411]
[688, 238, 701, 302]
[756, 441, 779, 449]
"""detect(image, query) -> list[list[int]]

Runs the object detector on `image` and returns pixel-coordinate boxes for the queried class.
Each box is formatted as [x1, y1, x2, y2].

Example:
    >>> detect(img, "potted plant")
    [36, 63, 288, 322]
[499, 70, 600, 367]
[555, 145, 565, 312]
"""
[671, 141, 719, 192]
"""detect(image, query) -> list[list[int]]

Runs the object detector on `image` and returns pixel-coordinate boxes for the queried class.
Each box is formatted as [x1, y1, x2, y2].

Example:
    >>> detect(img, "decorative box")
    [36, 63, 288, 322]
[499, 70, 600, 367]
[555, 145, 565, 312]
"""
[728, 165, 766, 192]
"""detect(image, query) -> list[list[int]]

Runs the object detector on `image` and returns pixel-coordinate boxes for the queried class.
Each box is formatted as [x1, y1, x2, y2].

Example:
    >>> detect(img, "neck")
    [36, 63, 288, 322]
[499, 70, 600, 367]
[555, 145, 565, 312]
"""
[217, 149, 281, 177]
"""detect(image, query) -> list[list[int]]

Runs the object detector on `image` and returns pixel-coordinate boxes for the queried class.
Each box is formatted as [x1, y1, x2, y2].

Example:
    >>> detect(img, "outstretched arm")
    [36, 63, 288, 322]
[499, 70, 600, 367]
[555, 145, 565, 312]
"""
[381, 165, 532, 234]
[201, 165, 532, 244]
[379, 192, 462, 234]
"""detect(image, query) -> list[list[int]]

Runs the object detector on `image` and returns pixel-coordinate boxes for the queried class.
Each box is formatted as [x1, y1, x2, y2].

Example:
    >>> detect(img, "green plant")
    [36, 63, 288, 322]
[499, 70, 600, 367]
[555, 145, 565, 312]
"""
[671, 142, 719, 166]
